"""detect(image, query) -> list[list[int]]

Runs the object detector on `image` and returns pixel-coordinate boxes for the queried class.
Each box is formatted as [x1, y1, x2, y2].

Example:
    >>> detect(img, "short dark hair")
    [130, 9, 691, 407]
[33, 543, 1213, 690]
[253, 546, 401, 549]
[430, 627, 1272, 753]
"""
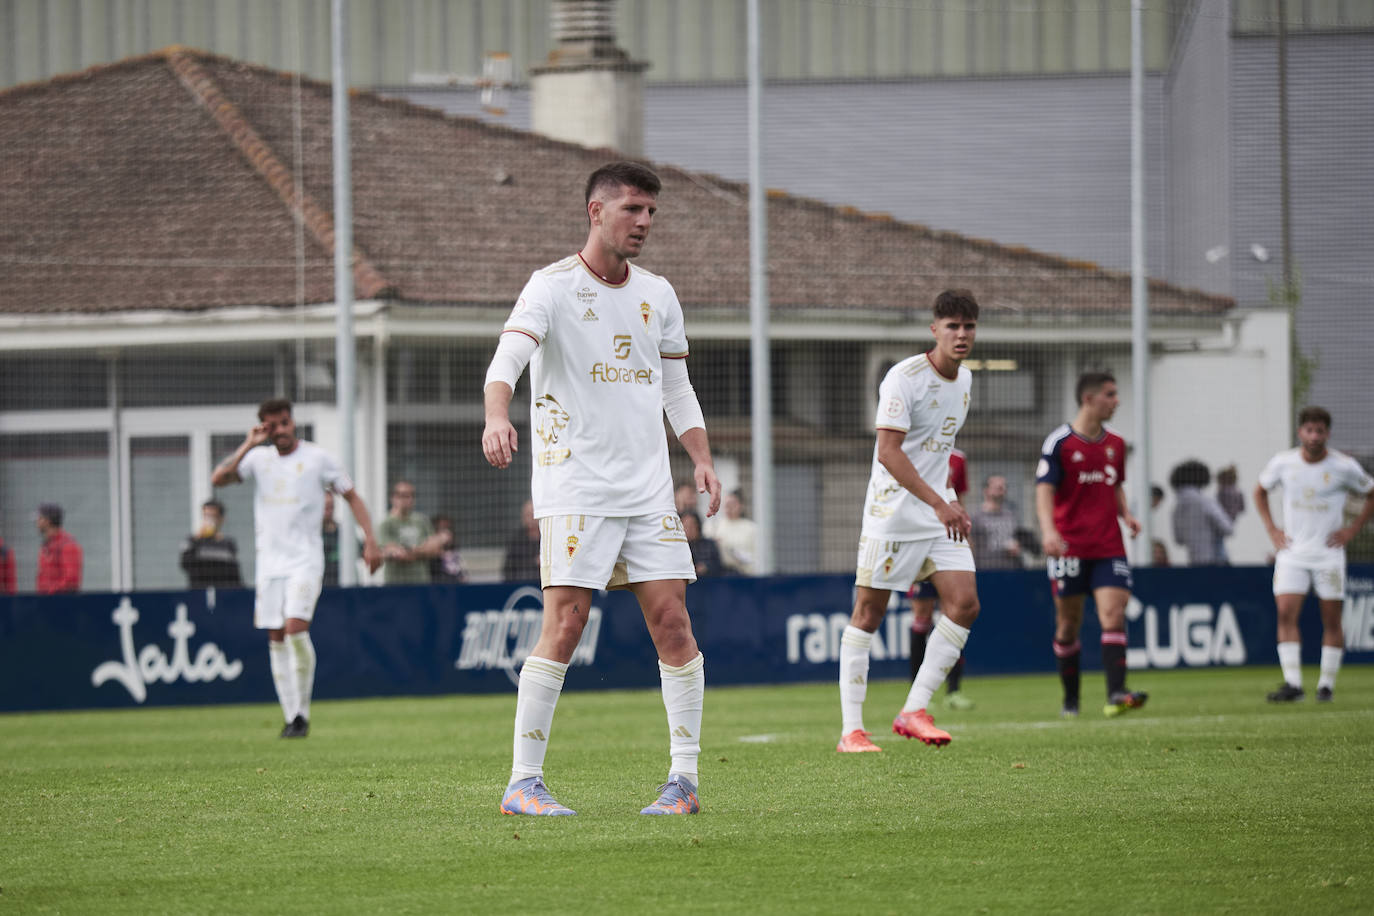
[257, 397, 293, 420]
[202, 499, 225, 516]
[37, 503, 63, 527]
[933, 289, 979, 321]
[1169, 459, 1211, 490]
[585, 161, 661, 206]
[1297, 405, 1331, 429]
[1075, 371, 1116, 405]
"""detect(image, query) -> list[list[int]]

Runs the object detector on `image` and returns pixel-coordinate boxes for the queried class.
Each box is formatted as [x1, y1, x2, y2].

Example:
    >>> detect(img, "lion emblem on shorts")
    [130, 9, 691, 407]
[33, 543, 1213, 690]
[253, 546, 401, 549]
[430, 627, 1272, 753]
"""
[534, 394, 570, 447]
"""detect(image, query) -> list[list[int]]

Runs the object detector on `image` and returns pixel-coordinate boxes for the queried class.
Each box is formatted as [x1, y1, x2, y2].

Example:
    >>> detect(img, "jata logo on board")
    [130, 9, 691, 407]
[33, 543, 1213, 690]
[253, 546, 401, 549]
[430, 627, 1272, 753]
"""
[90, 597, 244, 702]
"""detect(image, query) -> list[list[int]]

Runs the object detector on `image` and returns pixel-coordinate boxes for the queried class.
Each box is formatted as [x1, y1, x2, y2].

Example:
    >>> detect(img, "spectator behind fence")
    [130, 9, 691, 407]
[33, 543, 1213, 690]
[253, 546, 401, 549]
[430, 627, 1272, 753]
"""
[704, 490, 759, 575]
[377, 480, 440, 584]
[682, 510, 724, 578]
[321, 491, 340, 587]
[179, 499, 243, 588]
[35, 502, 82, 594]
[1169, 459, 1234, 566]
[429, 514, 468, 584]
[969, 474, 1022, 570]
[1216, 464, 1245, 522]
[0, 515, 15, 595]
[501, 499, 541, 583]
[1151, 539, 1171, 567]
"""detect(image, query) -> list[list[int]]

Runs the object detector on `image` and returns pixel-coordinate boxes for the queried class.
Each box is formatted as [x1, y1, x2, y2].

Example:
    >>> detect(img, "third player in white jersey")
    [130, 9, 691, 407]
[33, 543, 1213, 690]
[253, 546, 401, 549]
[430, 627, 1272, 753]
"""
[503, 255, 687, 519]
[238, 439, 353, 581]
[1253, 406, 1374, 705]
[1257, 447, 1374, 565]
[862, 352, 973, 541]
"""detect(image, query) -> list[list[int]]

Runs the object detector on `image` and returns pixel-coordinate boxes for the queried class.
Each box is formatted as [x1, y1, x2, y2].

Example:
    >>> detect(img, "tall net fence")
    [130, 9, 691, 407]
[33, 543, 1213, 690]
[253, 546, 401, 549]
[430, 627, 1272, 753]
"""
[2, 0, 1371, 594]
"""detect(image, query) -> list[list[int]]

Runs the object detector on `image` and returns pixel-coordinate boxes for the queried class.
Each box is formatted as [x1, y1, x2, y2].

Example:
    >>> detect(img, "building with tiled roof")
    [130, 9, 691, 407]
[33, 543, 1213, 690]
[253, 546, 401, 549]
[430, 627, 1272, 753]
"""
[0, 49, 1289, 589]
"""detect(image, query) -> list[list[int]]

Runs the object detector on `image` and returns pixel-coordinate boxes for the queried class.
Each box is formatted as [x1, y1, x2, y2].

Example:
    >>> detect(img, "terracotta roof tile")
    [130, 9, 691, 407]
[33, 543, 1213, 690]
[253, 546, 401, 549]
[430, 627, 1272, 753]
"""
[0, 48, 1233, 319]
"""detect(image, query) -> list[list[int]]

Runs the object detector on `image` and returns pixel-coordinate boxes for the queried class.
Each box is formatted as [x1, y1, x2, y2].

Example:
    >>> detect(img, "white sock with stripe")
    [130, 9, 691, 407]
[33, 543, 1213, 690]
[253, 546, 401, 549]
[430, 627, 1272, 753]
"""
[839, 625, 873, 735]
[511, 656, 567, 782]
[267, 639, 298, 724]
[287, 631, 316, 721]
[1317, 645, 1343, 691]
[659, 652, 705, 785]
[1277, 641, 1302, 688]
[903, 618, 970, 712]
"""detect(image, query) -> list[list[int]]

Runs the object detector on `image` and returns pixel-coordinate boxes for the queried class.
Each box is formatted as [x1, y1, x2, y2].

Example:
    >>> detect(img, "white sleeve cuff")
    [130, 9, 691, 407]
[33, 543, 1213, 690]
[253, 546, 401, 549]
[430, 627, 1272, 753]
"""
[661, 358, 706, 437]
[484, 331, 538, 390]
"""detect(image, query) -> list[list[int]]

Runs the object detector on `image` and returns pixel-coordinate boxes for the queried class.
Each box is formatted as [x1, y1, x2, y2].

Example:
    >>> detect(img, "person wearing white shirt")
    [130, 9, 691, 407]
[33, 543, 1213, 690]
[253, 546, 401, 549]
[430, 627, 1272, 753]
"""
[1254, 406, 1374, 703]
[703, 491, 759, 575]
[835, 290, 981, 754]
[211, 398, 383, 737]
[483, 162, 722, 817]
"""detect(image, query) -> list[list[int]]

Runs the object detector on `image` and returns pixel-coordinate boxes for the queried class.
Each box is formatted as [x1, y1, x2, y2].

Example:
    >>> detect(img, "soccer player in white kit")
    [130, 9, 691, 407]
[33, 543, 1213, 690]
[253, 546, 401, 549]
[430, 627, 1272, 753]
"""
[211, 398, 383, 736]
[836, 290, 981, 753]
[482, 162, 722, 815]
[1254, 406, 1374, 703]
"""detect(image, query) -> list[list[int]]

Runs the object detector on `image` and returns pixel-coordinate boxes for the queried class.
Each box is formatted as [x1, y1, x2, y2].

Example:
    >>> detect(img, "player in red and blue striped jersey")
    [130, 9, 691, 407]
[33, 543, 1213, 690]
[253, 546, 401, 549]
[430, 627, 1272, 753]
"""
[1034, 371, 1148, 718]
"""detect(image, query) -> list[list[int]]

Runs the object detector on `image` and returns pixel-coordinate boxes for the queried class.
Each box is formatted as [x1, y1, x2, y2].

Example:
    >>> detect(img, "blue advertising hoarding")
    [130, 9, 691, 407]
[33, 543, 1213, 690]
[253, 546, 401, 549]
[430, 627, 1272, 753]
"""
[2, 567, 1372, 713]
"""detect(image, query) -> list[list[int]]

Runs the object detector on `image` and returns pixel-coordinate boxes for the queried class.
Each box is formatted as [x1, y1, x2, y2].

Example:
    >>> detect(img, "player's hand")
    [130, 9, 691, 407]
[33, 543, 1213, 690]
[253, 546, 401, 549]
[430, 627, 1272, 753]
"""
[361, 539, 384, 574]
[482, 416, 519, 469]
[697, 465, 723, 517]
[1267, 526, 1290, 552]
[1042, 531, 1067, 557]
[936, 501, 971, 541]
[1123, 513, 1142, 538]
[246, 423, 271, 448]
[1327, 526, 1355, 548]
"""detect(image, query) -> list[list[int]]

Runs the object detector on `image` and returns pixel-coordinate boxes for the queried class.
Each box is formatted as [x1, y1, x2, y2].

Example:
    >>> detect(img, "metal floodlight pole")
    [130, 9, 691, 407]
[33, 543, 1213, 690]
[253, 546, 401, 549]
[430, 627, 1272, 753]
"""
[747, 0, 774, 574]
[1130, 0, 1153, 564]
[331, 0, 359, 584]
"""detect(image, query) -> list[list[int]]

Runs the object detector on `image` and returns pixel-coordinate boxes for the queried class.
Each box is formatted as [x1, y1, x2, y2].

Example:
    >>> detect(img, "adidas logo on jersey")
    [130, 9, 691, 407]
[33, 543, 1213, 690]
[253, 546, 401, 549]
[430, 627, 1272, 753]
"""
[582, 308, 598, 321]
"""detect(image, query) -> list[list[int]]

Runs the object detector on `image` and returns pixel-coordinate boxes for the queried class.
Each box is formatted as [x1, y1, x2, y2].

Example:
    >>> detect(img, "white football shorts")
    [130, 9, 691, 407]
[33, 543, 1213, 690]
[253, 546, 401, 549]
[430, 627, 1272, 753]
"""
[855, 533, 975, 592]
[1272, 552, 1346, 601]
[254, 574, 324, 629]
[540, 512, 696, 590]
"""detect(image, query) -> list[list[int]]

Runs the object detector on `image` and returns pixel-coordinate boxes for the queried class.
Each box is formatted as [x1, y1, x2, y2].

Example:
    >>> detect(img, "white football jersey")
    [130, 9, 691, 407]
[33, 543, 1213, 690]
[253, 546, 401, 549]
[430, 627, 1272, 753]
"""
[1257, 447, 1374, 563]
[504, 255, 689, 518]
[861, 352, 973, 540]
[237, 440, 354, 579]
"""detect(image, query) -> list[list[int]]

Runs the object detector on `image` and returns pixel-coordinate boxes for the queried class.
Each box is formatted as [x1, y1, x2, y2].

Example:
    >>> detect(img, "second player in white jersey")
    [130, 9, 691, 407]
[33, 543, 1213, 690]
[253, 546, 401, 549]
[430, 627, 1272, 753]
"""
[504, 254, 688, 519]
[237, 440, 353, 580]
[862, 352, 973, 541]
[1257, 447, 1374, 564]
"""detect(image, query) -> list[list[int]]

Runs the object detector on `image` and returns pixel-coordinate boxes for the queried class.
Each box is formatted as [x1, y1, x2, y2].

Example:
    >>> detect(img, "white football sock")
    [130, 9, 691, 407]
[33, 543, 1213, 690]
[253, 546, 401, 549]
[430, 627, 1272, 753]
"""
[511, 656, 567, 782]
[1317, 645, 1343, 691]
[659, 652, 705, 785]
[903, 617, 970, 713]
[839, 625, 874, 735]
[287, 631, 316, 721]
[268, 639, 298, 724]
[1277, 641, 1302, 688]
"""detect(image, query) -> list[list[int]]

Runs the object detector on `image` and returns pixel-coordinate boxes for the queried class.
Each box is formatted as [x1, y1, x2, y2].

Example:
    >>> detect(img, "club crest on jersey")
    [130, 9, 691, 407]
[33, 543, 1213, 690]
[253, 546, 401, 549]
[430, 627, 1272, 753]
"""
[1072, 451, 1085, 463]
[565, 535, 579, 560]
[1106, 446, 1116, 459]
[963, 392, 970, 409]
[640, 301, 652, 327]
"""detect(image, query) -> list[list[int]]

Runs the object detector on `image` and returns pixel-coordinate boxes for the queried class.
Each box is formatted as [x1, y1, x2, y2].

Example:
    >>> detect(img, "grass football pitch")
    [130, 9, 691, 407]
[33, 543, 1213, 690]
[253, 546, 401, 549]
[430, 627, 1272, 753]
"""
[4, 665, 1372, 914]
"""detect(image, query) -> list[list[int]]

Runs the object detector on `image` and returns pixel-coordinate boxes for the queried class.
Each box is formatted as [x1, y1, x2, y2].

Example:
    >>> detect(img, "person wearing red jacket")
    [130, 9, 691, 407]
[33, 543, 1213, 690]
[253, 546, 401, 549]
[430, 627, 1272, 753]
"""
[0, 531, 16, 595]
[35, 503, 82, 594]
